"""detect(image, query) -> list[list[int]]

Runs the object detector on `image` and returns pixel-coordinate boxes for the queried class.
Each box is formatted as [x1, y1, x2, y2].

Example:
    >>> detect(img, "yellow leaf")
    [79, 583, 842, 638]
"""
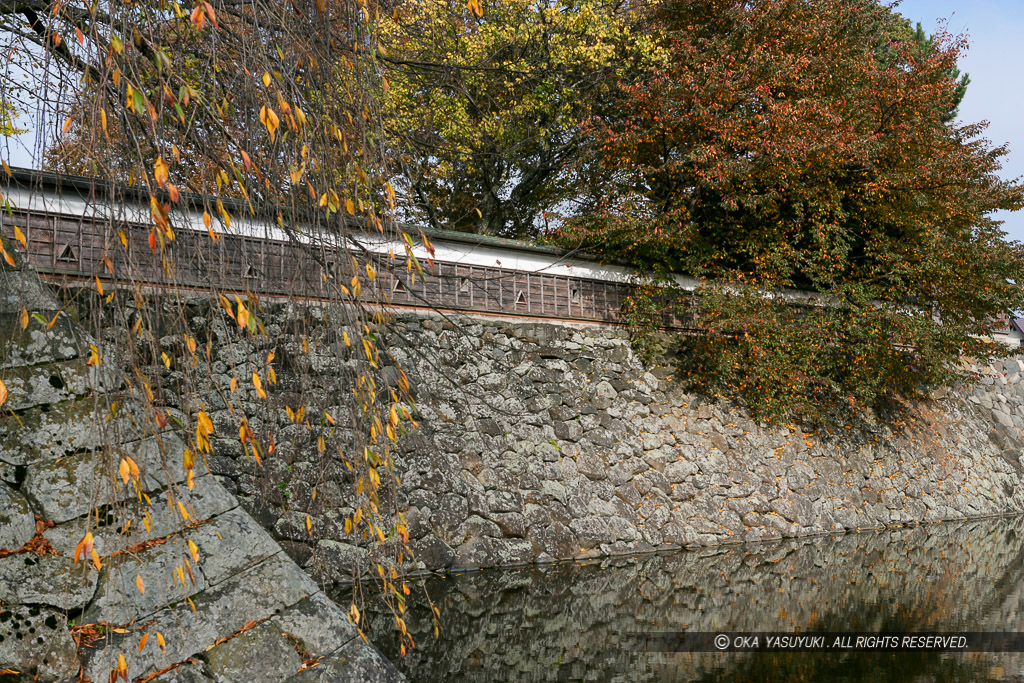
[12, 225, 26, 248]
[95, 276, 103, 296]
[126, 456, 140, 480]
[156, 632, 166, 652]
[138, 632, 150, 652]
[90, 547, 102, 570]
[119, 458, 131, 485]
[188, 539, 200, 562]
[153, 156, 169, 188]
[262, 72, 271, 87]
[259, 105, 280, 143]
[235, 296, 249, 329]
[178, 501, 191, 521]
[136, 573, 146, 595]
[0, 242, 14, 267]
[252, 371, 266, 399]
[345, 198, 355, 215]
[218, 294, 235, 320]
[230, 376, 237, 393]
[117, 653, 127, 674]
[306, 515, 312, 535]
[19, 308, 28, 330]
[0, 378, 6, 409]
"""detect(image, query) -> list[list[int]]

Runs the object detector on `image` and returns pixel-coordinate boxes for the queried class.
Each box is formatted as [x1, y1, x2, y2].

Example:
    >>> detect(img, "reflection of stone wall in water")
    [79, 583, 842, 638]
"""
[356, 519, 1024, 682]
[130, 297, 1024, 576]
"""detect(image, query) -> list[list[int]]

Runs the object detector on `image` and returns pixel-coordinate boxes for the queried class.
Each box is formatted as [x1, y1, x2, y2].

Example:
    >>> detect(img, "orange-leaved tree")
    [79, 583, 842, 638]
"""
[556, 0, 1024, 421]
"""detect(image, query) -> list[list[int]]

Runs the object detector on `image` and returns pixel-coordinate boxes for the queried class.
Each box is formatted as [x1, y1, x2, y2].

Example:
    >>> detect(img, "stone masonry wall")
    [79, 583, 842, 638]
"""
[0, 253, 401, 681]
[112, 296, 1024, 579]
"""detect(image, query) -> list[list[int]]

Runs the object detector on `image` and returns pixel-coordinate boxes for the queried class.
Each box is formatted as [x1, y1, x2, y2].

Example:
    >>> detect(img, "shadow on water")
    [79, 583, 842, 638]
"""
[335, 518, 1024, 682]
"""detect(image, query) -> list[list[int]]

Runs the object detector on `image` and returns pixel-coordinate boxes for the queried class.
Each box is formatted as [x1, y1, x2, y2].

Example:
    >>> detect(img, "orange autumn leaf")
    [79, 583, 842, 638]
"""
[73, 532, 93, 563]
[153, 156, 169, 188]
[252, 371, 266, 399]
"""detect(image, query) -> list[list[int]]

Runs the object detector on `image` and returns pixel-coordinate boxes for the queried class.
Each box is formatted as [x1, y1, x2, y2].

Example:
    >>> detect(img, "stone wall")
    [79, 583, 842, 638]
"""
[0, 254, 401, 681]
[110, 295, 1024, 579]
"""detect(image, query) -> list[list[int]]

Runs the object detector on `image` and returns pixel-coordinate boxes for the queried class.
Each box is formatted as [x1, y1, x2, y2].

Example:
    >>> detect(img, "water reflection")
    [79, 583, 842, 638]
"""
[340, 518, 1024, 682]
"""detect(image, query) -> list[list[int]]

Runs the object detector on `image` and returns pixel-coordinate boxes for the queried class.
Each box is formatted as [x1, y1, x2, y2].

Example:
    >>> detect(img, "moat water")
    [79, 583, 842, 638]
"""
[337, 518, 1024, 682]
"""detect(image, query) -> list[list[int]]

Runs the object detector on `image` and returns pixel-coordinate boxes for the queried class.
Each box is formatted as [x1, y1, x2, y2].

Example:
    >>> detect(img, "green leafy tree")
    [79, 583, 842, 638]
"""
[376, 0, 647, 237]
[557, 0, 1024, 422]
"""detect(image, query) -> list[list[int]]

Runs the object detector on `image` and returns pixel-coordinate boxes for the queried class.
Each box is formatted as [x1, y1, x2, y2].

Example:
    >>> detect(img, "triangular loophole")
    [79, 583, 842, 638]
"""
[458, 277, 471, 293]
[244, 264, 260, 278]
[56, 244, 78, 263]
[514, 290, 527, 306]
[393, 279, 408, 294]
[323, 261, 337, 280]
[569, 286, 581, 304]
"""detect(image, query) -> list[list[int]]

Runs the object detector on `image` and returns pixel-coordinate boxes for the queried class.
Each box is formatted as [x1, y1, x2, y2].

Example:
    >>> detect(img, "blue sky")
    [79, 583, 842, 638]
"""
[894, 0, 1024, 242]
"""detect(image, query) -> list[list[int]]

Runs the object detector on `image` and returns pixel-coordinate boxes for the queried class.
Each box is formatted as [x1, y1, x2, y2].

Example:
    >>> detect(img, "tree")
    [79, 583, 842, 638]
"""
[1, 0, 425, 652]
[376, 0, 640, 238]
[906, 21, 970, 122]
[556, 0, 1024, 422]
[0, 100, 26, 135]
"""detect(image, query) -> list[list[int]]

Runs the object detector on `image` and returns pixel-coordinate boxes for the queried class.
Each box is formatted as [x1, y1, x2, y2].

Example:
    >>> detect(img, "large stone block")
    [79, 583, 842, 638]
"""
[0, 311, 79, 370]
[81, 553, 317, 682]
[21, 431, 188, 523]
[0, 605, 79, 683]
[0, 482, 36, 551]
